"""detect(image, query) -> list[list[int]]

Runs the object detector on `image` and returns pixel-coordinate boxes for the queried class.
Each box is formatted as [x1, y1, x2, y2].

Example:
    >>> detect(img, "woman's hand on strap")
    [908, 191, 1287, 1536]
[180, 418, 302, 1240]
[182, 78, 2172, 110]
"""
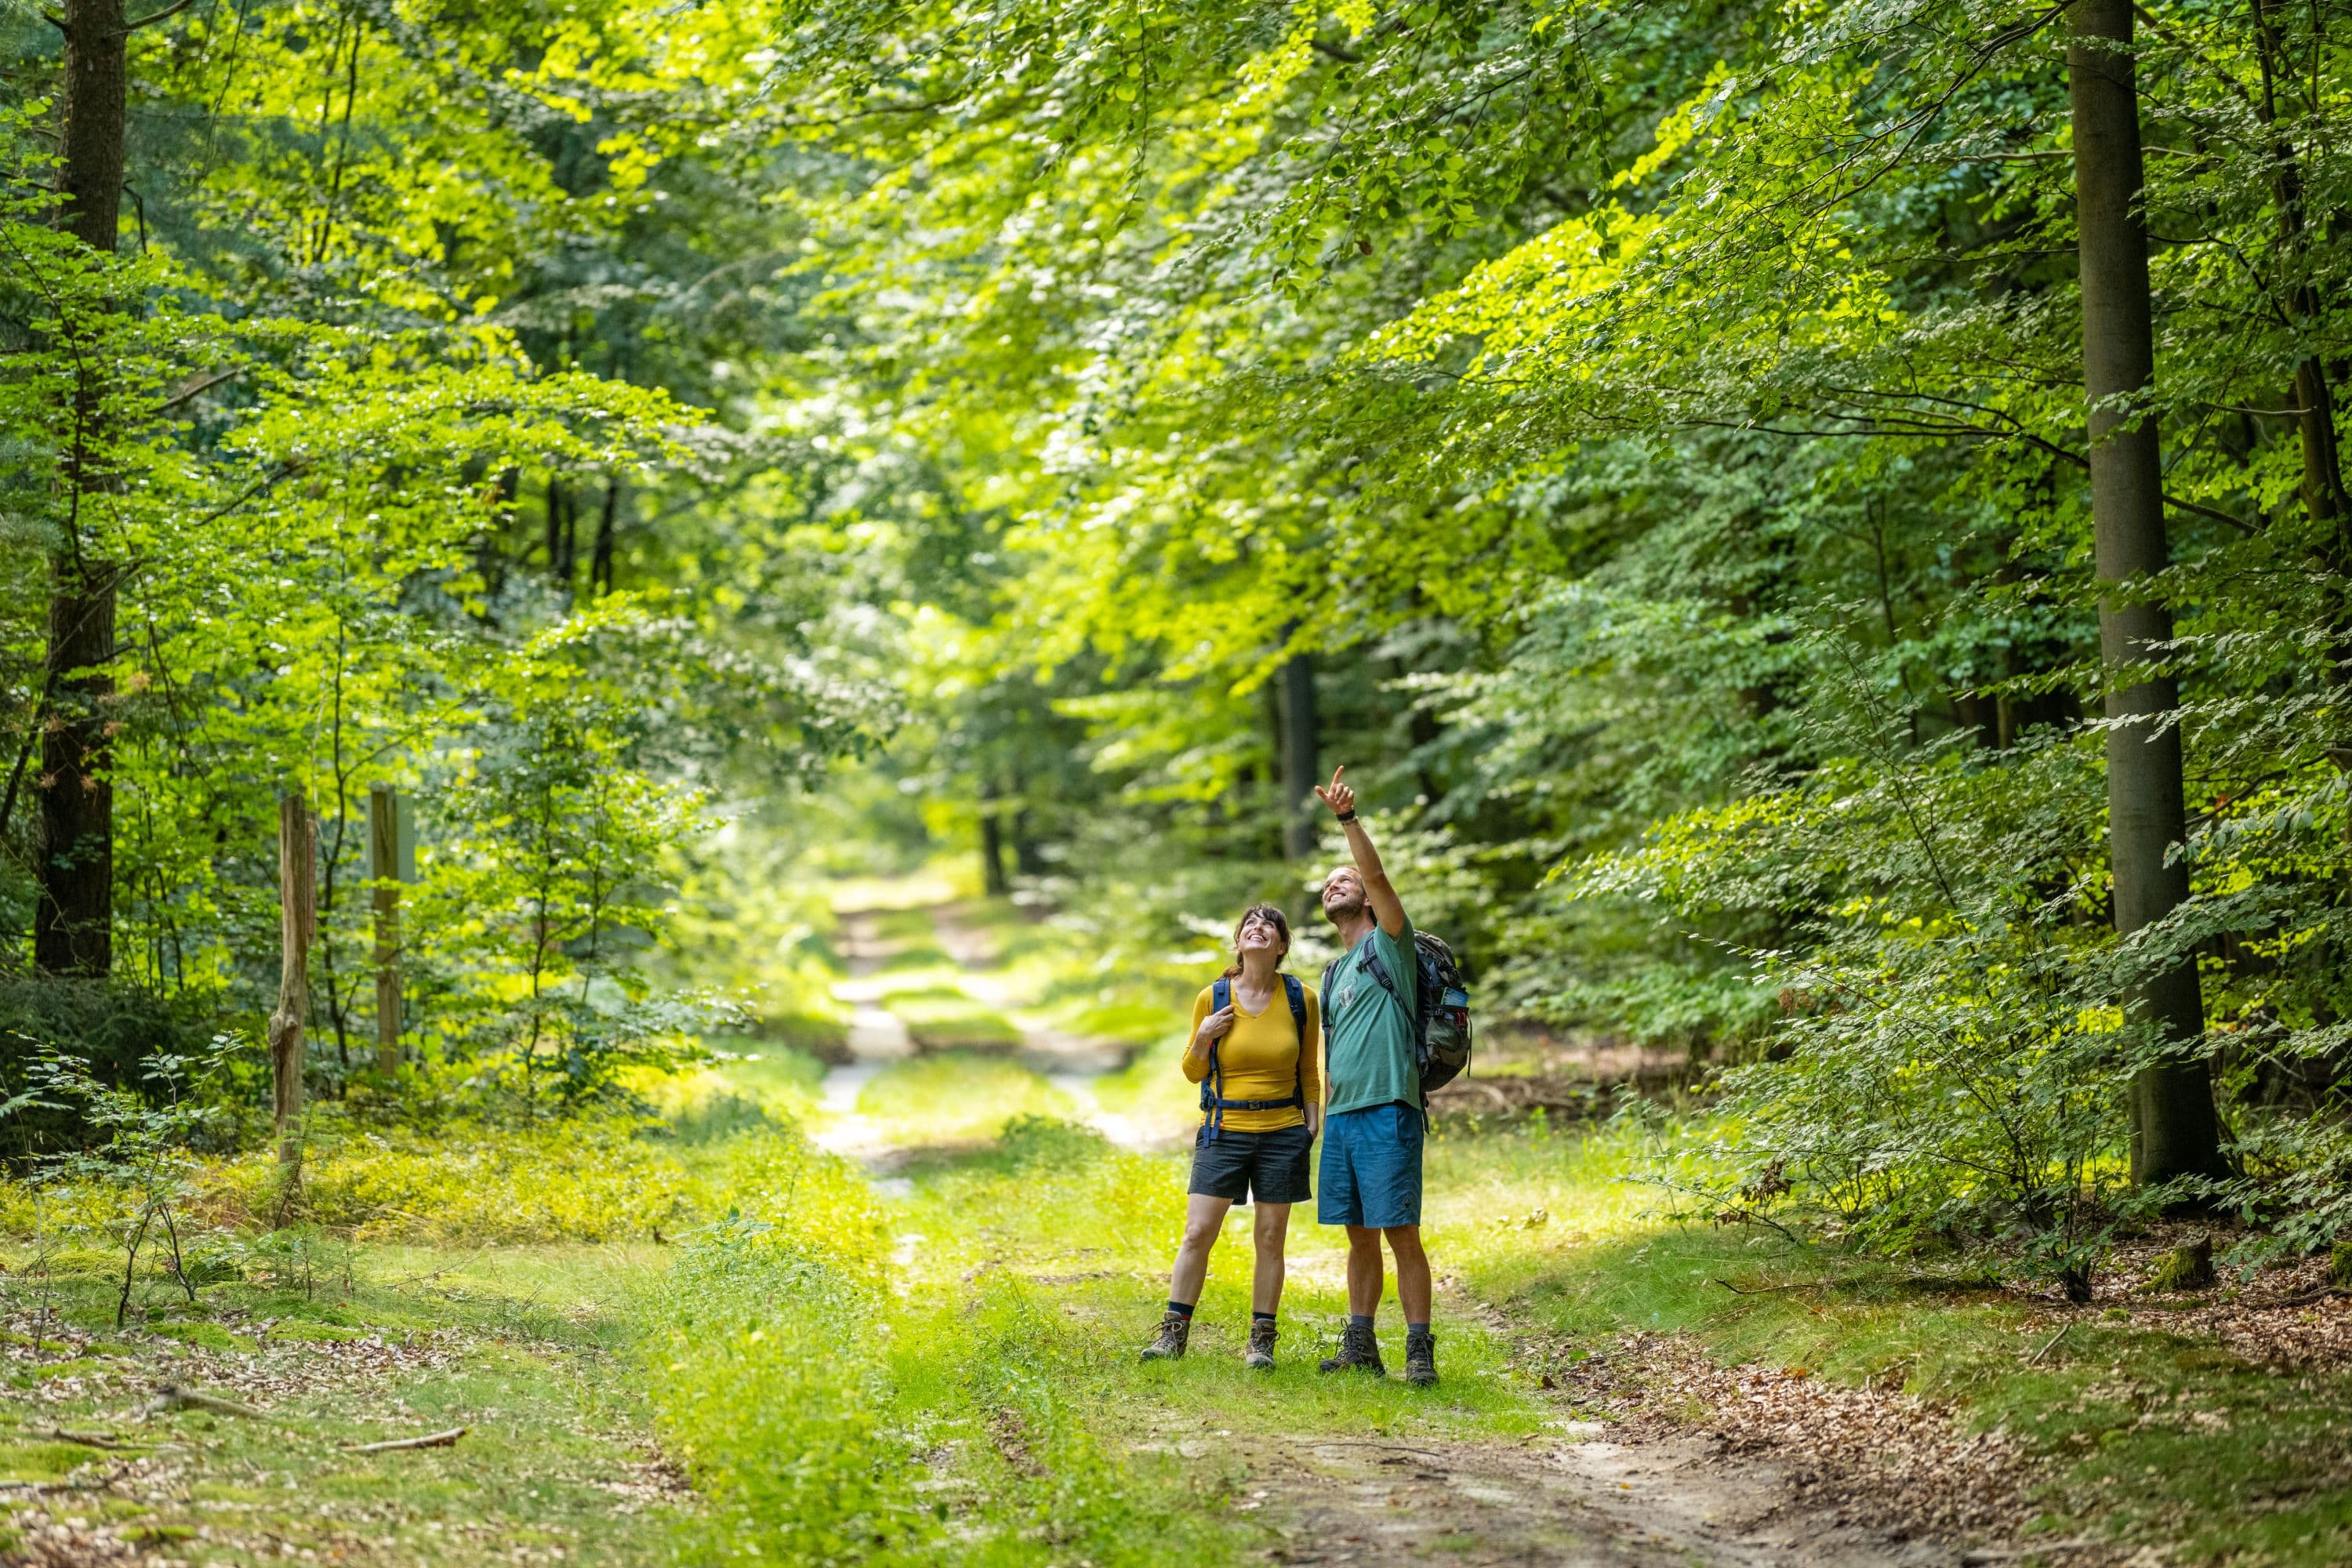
[1193, 1007, 1236, 1051]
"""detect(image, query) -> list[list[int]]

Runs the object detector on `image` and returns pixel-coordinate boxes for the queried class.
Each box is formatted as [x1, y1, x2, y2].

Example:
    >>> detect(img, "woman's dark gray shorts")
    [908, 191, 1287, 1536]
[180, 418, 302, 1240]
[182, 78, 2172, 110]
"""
[1187, 1122, 1314, 1206]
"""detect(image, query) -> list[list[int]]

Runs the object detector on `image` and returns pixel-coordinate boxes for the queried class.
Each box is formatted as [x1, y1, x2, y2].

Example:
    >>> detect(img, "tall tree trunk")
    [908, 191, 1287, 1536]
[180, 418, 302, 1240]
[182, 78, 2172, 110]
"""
[1008, 770, 1046, 876]
[35, 0, 130, 977]
[591, 479, 619, 596]
[58, 0, 126, 255]
[2068, 0, 2227, 1187]
[1279, 650, 1318, 862]
[2247, 0, 2352, 711]
[978, 779, 1010, 898]
[269, 793, 315, 1166]
[546, 476, 575, 586]
[369, 785, 402, 1075]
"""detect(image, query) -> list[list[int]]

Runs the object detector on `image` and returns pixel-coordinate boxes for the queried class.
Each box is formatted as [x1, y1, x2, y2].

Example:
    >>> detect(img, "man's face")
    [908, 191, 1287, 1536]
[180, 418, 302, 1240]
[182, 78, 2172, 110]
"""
[1321, 866, 1367, 923]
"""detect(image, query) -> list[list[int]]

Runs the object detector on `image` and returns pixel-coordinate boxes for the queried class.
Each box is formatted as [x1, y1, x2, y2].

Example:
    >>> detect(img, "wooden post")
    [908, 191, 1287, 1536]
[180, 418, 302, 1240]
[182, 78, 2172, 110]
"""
[268, 793, 314, 1165]
[369, 786, 401, 1074]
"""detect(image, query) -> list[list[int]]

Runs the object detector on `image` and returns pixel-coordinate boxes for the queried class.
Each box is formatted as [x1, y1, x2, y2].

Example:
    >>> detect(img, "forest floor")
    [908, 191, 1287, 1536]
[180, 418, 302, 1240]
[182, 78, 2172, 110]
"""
[5, 886, 2351, 1566]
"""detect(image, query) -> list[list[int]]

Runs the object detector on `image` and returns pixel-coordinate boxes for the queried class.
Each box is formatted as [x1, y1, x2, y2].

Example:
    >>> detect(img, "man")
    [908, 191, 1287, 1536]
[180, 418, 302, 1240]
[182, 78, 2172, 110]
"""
[1310, 765, 1436, 1387]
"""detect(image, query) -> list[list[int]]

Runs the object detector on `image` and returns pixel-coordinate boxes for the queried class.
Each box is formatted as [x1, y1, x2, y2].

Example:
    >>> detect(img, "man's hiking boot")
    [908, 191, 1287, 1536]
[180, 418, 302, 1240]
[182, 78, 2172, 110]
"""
[1404, 1328, 1439, 1387]
[1244, 1319, 1279, 1370]
[1318, 1320, 1385, 1375]
[1139, 1311, 1191, 1362]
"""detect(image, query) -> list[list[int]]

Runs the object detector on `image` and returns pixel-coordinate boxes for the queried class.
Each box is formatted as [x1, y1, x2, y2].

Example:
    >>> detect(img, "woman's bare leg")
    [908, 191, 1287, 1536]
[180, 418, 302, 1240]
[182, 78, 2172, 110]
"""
[1250, 1203, 1292, 1315]
[1168, 1193, 1232, 1305]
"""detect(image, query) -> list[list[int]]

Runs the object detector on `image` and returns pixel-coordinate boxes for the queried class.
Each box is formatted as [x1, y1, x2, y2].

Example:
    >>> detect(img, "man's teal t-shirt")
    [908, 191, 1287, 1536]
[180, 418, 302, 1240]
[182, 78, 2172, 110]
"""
[1321, 918, 1420, 1116]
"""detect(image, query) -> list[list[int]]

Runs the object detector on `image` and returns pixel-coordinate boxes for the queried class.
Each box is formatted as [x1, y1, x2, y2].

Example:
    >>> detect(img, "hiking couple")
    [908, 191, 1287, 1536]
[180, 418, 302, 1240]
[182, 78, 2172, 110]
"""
[1140, 766, 1443, 1386]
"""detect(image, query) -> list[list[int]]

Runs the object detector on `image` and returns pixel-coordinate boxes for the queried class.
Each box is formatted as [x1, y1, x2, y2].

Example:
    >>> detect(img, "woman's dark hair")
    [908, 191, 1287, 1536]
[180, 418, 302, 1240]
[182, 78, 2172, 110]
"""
[1220, 903, 1292, 979]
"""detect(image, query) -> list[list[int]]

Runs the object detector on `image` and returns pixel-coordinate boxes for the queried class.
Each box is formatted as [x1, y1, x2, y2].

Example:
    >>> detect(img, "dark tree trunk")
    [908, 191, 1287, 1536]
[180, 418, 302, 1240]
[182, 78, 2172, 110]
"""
[1279, 651, 1317, 862]
[591, 480, 619, 596]
[36, 0, 129, 978]
[2248, 0, 2352, 711]
[2068, 0, 2227, 1186]
[34, 560, 114, 975]
[978, 779, 1009, 898]
[1009, 771, 1046, 876]
[58, 0, 126, 255]
[546, 476, 575, 586]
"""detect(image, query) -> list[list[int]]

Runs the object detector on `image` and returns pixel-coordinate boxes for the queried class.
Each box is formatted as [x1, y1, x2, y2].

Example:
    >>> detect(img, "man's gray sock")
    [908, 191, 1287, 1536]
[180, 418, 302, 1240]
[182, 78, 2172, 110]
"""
[1407, 1321, 1431, 1335]
[1348, 1314, 1374, 1329]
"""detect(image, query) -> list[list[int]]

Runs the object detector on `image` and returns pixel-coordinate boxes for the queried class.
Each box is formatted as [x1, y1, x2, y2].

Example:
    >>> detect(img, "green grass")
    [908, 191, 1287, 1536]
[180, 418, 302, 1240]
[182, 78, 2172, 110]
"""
[0, 1246, 677, 1566]
[1418, 1119, 2352, 1568]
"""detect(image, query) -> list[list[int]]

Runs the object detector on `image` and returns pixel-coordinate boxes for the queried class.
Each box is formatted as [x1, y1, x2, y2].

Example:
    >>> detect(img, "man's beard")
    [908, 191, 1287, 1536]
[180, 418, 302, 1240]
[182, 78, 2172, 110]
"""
[1323, 891, 1366, 924]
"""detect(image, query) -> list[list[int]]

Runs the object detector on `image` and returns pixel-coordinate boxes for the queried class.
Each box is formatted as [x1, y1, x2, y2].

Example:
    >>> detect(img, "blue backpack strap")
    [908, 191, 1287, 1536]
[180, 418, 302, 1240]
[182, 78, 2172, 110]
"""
[1282, 974, 1307, 1109]
[1203, 977, 1232, 1141]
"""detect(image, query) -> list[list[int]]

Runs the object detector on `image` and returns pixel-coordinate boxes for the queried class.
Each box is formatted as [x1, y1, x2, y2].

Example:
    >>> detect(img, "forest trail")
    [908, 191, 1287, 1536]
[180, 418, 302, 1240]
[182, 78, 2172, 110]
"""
[809, 908, 918, 1167]
[1207, 1428, 1951, 1568]
[1109, 1290, 1994, 1568]
[815, 902, 1149, 1161]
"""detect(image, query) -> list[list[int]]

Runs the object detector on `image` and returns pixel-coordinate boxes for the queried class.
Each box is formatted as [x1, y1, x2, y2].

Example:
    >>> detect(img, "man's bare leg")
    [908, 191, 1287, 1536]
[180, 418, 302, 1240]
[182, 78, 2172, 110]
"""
[1345, 1223, 1385, 1316]
[1387, 1225, 1438, 1385]
[1385, 1225, 1431, 1320]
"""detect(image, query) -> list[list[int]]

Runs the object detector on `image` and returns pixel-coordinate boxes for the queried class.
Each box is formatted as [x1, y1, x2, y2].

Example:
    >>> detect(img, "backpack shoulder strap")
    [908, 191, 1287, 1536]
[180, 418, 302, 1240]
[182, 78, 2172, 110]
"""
[1203, 978, 1232, 1134]
[1282, 974, 1307, 1109]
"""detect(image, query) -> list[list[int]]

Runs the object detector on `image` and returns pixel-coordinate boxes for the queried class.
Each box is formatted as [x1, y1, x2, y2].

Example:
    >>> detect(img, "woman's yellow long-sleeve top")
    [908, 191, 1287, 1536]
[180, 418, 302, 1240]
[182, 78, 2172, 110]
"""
[1182, 978, 1323, 1133]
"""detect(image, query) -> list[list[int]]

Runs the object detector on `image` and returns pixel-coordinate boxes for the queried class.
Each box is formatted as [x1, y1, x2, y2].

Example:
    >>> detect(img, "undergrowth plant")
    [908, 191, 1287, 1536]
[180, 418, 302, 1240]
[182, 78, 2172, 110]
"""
[8, 1033, 244, 1323]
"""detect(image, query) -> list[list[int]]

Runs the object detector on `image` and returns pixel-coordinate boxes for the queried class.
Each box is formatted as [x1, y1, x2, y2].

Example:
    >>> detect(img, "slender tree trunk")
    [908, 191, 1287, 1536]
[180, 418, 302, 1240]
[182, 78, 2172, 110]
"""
[369, 785, 401, 1074]
[1008, 770, 1046, 876]
[978, 779, 1009, 898]
[591, 479, 619, 596]
[546, 476, 575, 586]
[1279, 650, 1318, 862]
[268, 793, 315, 1166]
[2068, 0, 2227, 1186]
[2248, 0, 2352, 713]
[34, 561, 115, 975]
[35, 0, 130, 977]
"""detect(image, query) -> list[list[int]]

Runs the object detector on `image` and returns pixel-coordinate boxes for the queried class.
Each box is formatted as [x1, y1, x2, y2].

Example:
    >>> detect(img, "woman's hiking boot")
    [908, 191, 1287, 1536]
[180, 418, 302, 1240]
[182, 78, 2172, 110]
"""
[1318, 1320, 1385, 1375]
[1244, 1318, 1279, 1370]
[1403, 1328, 1439, 1387]
[1139, 1311, 1191, 1362]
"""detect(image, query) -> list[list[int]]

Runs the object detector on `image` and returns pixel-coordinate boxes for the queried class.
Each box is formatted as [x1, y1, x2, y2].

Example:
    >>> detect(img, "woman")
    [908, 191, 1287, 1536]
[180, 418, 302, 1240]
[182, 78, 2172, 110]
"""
[1139, 903, 1322, 1369]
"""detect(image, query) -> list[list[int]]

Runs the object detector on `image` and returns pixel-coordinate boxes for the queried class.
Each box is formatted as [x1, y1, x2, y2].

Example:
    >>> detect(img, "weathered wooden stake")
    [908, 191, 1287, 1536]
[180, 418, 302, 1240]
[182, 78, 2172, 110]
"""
[368, 785, 401, 1074]
[268, 792, 314, 1166]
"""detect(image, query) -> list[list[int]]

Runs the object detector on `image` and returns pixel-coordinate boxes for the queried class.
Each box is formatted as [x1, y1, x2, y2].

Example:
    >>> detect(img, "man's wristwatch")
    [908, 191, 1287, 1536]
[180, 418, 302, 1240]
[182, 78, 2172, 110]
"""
[1334, 809, 1357, 823]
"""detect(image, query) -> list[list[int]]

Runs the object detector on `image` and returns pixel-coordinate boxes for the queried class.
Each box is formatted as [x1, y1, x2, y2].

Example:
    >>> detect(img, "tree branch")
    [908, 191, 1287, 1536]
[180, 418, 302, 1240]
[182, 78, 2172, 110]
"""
[122, 0, 197, 32]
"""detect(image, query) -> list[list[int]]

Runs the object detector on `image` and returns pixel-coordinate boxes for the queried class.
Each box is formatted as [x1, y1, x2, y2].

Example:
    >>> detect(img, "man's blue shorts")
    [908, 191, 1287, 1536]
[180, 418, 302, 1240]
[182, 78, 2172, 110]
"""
[1317, 1102, 1425, 1228]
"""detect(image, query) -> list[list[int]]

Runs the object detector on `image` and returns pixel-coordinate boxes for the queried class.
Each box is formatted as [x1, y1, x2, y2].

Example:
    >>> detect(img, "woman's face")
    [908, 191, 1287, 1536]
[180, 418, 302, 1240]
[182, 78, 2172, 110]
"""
[1236, 909, 1288, 961]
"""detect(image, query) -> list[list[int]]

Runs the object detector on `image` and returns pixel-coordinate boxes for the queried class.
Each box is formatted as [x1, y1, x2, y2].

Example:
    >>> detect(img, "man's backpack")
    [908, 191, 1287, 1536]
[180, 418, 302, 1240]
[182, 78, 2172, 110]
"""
[1200, 973, 1308, 1142]
[1341, 931, 1474, 1097]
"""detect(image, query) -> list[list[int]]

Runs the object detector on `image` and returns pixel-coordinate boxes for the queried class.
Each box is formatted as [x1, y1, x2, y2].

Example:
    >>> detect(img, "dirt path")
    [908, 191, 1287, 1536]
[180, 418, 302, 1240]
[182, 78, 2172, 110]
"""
[1228, 1418, 1979, 1567]
[1229, 1304, 2048, 1568]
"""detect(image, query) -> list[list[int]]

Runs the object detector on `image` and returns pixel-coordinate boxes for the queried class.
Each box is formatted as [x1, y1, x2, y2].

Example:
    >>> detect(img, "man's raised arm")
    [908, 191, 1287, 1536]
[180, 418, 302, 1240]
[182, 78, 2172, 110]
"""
[1315, 766, 1407, 938]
